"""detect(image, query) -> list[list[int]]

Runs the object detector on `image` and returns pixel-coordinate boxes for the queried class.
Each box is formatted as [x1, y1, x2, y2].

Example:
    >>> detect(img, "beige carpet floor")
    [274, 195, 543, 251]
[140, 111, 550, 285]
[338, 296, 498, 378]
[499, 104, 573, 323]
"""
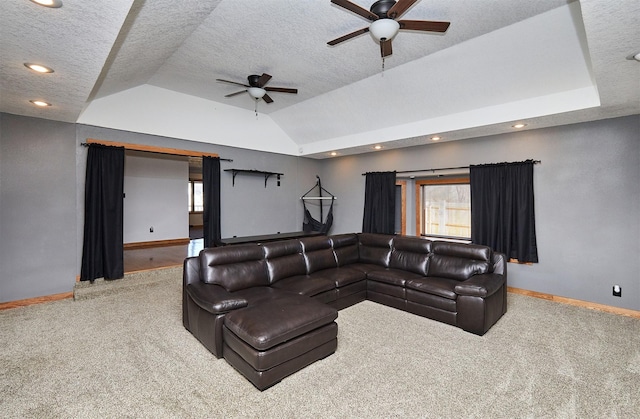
[1, 269, 639, 418]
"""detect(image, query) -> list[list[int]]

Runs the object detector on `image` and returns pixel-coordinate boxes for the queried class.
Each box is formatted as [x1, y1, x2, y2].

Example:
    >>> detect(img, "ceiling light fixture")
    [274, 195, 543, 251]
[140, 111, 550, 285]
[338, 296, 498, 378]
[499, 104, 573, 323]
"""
[247, 87, 266, 100]
[30, 100, 51, 107]
[247, 87, 266, 116]
[430, 136, 441, 141]
[24, 63, 54, 73]
[369, 19, 400, 42]
[374, 145, 383, 150]
[330, 152, 338, 156]
[30, 0, 62, 8]
[512, 123, 527, 129]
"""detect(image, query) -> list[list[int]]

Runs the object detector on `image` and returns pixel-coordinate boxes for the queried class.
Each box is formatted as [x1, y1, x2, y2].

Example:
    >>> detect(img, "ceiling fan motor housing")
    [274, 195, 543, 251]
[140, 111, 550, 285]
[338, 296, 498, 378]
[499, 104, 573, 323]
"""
[371, 0, 397, 18]
[247, 75, 261, 87]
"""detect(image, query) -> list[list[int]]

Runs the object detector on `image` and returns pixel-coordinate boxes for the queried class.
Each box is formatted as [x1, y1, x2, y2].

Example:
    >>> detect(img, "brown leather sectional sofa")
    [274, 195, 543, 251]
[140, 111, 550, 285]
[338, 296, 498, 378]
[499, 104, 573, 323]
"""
[182, 233, 507, 390]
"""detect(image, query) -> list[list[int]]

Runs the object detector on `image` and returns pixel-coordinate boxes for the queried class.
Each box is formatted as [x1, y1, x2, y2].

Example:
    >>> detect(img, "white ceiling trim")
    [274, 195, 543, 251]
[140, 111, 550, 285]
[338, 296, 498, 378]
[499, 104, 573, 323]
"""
[77, 84, 298, 155]
[299, 85, 600, 156]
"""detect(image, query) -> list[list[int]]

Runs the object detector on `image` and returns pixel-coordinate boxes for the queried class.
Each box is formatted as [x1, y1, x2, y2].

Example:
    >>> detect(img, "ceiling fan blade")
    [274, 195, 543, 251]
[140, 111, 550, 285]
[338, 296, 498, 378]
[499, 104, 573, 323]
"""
[262, 94, 274, 104]
[265, 87, 298, 94]
[398, 20, 450, 32]
[380, 39, 392, 57]
[386, 0, 418, 19]
[327, 27, 369, 46]
[257, 73, 272, 87]
[225, 90, 247, 98]
[331, 0, 378, 21]
[216, 79, 250, 88]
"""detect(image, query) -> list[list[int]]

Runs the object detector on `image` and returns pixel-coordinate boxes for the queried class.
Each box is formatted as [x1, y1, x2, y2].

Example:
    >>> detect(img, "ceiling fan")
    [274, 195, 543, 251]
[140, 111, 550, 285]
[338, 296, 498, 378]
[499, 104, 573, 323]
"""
[328, 0, 450, 59]
[216, 73, 298, 104]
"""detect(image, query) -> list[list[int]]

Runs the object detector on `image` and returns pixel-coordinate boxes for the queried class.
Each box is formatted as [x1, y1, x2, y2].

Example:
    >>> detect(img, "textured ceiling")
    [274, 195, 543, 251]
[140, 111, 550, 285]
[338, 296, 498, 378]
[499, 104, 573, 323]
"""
[1, 0, 638, 158]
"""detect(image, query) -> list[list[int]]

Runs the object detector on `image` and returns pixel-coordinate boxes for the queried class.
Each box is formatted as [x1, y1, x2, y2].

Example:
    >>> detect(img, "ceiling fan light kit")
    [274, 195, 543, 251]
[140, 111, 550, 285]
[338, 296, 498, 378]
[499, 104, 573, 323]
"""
[370, 18, 400, 41]
[247, 87, 266, 100]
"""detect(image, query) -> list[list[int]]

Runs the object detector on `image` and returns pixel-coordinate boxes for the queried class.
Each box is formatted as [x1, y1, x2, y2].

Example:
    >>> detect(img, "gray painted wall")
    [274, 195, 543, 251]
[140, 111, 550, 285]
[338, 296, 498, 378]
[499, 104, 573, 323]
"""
[123, 151, 189, 243]
[318, 115, 640, 311]
[1, 114, 77, 302]
[1, 112, 637, 313]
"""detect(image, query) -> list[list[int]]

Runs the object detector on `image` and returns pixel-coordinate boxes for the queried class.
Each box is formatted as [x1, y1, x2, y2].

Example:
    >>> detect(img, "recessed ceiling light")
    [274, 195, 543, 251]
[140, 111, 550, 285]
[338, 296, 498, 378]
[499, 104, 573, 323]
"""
[30, 0, 62, 8]
[329, 151, 338, 156]
[373, 145, 383, 150]
[430, 136, 441, 141]
[24, 63, 54, 73]
[512, 123, 527, 129]
[30, 100, 51, 107]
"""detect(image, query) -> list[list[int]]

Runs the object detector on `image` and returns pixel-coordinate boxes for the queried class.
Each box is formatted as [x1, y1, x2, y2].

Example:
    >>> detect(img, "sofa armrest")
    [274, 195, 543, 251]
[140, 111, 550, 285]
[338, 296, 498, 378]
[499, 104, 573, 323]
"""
[186, 282, 248, 315]
[454, 273, 505, 298]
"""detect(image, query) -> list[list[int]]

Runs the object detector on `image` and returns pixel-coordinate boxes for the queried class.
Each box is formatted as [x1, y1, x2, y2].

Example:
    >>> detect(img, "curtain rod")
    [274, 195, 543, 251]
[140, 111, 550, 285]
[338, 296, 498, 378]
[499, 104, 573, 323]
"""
[362, 160, 541, 176]
[81, 140, 232, 162]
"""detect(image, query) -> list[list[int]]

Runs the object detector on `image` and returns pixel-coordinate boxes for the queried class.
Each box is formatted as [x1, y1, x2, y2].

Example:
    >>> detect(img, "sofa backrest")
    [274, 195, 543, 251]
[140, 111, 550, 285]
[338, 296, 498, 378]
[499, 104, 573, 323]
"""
[330, 233, 360, 267]
[357, 233, 393, 267]
[263, 240, 307, 284]
[300, 236, 337, 274]
[199, 244, 268, 292]
[389, 236, 432, 276]
[428, 241, 491, 281]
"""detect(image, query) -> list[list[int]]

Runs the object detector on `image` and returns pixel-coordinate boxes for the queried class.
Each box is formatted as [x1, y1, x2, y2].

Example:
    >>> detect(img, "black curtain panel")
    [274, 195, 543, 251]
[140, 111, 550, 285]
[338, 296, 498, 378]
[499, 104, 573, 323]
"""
[362, 171, 396, 234]
[80, 144, 125, 281]
[470, 160, 538, 263]
[202, 156, 221, 248]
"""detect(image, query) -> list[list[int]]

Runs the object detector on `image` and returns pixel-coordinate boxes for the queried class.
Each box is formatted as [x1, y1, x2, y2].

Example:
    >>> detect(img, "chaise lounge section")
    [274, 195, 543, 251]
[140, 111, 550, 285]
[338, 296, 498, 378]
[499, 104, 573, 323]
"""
[182, 233, 507, 390]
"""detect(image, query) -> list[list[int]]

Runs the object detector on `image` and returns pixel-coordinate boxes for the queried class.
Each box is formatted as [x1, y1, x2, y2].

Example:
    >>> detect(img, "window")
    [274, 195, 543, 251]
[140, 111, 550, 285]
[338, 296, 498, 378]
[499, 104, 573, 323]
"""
[188, 180, 203, 212]
[416, 177, 470, 240]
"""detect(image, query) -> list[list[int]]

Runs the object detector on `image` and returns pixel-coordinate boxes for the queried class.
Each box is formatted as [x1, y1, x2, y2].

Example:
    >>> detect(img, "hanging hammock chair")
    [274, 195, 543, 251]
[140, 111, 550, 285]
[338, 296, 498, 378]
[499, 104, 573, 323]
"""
[301, 176, 335, 234]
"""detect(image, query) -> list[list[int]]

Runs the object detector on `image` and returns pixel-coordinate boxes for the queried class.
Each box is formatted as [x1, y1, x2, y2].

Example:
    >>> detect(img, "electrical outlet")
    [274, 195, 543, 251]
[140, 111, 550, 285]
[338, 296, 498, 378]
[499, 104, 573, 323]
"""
[613, 285, 622, 297]
[150, 227, 154, 233]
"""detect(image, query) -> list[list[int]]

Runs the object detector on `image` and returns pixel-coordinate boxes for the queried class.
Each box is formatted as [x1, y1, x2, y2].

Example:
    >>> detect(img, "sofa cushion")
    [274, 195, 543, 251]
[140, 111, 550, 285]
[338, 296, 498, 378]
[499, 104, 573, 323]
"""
[270, 275, 335, 297]
[432, 241, 491, 261]
[304, 248, 338, 274]
[367, 268, 424, 287]
[200, 245, 269, 292]
[358, 233, 393, 267]
[309, 267, 366, 287]
[428, 255, 490, 281]
[262, 239, 302, 258]
[405, 276, 459, 300]
[300, 236, 337, 274]
[389, 236, 432, 276]
[300, 235, 332, 252]
[428, 242, 491, 281]
[330, 234, 360, 266]
[347, 262, 388, 276]
[223, 294, 338, 351]
[263, 241, 307, 284]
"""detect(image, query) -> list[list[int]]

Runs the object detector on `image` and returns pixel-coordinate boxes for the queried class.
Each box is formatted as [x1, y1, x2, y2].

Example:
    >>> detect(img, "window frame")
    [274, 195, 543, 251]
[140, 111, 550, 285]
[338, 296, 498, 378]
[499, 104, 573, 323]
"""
[415, 176, 471, 241]
[395, 180, 407, 235]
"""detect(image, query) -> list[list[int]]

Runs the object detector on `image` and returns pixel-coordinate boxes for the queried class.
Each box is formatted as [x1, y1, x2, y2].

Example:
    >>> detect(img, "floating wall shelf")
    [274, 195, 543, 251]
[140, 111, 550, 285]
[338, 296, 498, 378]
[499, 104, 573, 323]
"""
[224, 169, 283, 187]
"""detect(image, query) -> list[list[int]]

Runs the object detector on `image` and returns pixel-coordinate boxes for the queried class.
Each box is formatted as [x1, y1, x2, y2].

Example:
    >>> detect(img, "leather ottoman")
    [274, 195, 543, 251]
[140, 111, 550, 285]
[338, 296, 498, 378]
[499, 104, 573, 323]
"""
[222, 293, 338, 390]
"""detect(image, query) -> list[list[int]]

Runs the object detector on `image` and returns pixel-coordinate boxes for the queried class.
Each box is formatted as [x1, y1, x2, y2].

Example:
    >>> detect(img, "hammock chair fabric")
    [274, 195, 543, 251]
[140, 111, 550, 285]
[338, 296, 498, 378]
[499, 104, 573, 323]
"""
[301, 176, 335, 234]
[303, 198, 334, 233]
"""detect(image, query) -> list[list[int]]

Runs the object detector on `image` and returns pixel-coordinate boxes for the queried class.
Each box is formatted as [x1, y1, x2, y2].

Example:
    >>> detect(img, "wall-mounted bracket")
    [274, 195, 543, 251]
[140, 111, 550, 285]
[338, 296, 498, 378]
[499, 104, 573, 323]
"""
[224, 169, 284, 188]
